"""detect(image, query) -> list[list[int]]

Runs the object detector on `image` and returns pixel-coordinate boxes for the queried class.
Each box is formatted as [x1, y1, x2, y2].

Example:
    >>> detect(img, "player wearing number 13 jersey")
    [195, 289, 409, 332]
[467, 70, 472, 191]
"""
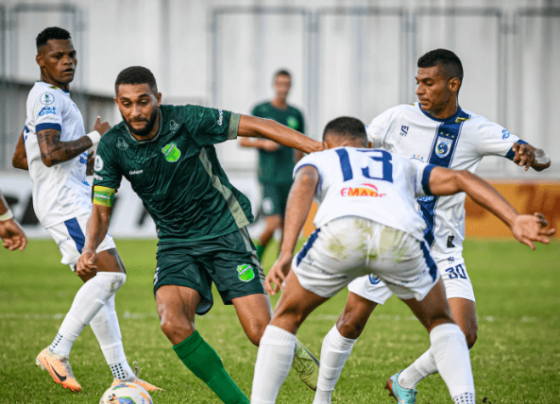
[314, 49, 551, 404]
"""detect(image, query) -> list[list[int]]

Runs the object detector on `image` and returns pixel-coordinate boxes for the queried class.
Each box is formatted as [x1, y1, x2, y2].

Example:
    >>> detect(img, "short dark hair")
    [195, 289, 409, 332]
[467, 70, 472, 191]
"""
[115, 66, 158, 95]
[274, 69, 291, 79]
[322, 117, 367, 143]
[36, 27, 71, 50]
[418, 49, 463, 87]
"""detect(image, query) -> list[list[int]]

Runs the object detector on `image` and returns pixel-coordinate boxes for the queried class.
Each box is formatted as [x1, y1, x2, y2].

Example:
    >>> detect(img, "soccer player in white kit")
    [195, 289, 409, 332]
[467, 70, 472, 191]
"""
[11, 27, 159, 392]
[313, 49, 552, 404]
[250, 117, 553, 404]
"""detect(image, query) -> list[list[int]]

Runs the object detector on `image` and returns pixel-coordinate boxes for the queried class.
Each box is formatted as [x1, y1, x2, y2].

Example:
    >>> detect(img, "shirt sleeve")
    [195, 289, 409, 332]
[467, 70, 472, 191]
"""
[366, 107, 396, 149]
[293, 153, 323, 196]
[33, 91, 63, 133]
[475, 119, 525, 160]
[92, 136, 123, 191]
[409, 158, 436, 198]
[184, 105, 240, 146]
[298, 110, 305, 135]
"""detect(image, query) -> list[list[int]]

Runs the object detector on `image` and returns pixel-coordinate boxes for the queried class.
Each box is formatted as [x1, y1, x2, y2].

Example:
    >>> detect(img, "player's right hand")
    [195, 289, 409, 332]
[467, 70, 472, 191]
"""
[265, 253, 292, 295]
[511, 212, 555, 250]
[0, 218, 27, 251]
[93, 116, 112, 136]
[76, 250, 98, 277]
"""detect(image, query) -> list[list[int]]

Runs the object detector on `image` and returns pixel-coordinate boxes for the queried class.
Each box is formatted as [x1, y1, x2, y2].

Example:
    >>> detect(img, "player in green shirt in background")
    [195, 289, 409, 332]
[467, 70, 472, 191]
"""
[239, 70, 305, 261]
[76, 67, 321, 404]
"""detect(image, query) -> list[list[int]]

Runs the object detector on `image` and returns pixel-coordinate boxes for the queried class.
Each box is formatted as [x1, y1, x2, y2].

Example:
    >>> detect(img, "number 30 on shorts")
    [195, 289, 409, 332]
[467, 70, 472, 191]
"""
[445, 264, 468, 279]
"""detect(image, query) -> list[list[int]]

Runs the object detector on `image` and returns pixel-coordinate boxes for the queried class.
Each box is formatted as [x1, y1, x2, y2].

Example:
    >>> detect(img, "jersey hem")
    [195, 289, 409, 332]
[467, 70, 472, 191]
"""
[157, 226, 240, 244]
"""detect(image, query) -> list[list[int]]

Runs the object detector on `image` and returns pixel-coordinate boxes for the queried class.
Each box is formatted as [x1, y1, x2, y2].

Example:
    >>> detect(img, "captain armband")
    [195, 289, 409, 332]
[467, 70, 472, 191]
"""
[93, 186, 116, 207]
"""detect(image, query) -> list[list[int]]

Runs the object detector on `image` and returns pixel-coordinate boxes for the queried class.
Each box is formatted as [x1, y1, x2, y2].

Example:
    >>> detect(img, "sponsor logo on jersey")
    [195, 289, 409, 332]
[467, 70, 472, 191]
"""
[40, 92, 55, 105]
[38, 106, 56, 116]
[161, 142, 181, 163]
[341, 183, 386, 197]
[435, 136, 453, 159]
[411, 154, 424, 161]
[400, 125, 409, 136]
[237, 264, 255, 282]
[79, 152, 88, 165]
[49, 85, 59, 90]
[454, 117, 470, 123]
[217, 110, 224, 126]
[287, 116, 299, 130]
[170, 119, 179, 133]
[117, 137, 129, 150]
[418, 196, 435, 202]
[129, 170, 144, 175]
[57, 237, 71, 248]
[94, 155, 104, 171]
[502, 129, 511, 139]
[93, 174, 103, 181]
[447, 235, 455, 248]
[447, 256, 455, 262]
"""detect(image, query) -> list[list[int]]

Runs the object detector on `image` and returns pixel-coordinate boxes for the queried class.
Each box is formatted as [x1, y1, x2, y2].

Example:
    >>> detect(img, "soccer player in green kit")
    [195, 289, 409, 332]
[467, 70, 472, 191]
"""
[76, 67, 321, 404]
[239, 70, 305, 261]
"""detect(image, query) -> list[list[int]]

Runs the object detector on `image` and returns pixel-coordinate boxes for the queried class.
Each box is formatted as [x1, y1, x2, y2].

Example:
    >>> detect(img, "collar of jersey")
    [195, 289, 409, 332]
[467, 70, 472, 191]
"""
[123, 110, 164, 144]
[37, 80, 70, 94]
[417, 103, 464, 123]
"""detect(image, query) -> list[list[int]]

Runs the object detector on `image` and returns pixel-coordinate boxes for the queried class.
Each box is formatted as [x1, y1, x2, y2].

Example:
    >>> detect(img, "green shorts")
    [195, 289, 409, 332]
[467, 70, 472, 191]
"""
[261, 182, 292, 217]
[154, 227, 265, 315]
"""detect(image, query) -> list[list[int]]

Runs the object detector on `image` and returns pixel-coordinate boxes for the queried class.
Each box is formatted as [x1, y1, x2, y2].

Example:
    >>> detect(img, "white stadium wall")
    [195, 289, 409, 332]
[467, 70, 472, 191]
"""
[0, 0, 558, 237]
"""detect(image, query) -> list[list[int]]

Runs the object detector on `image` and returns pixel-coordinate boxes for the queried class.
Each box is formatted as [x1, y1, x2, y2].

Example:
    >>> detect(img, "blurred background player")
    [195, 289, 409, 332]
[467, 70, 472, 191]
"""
[77, 66, 321, 404]
[251, 117, 554, 404]
[315, 49, 551, 404]
[239, 70, 305, 261]
[0, 188, 27, 251]
[11, 27, 159, 392]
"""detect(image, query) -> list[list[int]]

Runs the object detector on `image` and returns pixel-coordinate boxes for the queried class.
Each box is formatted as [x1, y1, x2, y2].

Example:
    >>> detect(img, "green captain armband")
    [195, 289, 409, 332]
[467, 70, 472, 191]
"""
[93, 186, 116, 207]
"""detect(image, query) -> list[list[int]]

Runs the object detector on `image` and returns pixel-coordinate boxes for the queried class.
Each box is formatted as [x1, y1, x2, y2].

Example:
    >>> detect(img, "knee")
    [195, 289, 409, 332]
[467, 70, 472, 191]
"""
[336, 310, 367, 340]
[160, 318, 195, 345]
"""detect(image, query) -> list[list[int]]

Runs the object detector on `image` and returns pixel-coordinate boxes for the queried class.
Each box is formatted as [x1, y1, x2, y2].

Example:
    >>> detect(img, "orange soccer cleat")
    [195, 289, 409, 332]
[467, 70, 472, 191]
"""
[36, 347, 82, 392]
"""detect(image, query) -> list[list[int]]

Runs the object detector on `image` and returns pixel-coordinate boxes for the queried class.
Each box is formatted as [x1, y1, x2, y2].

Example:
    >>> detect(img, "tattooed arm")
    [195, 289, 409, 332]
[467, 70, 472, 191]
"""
[37, 128, 93, 167]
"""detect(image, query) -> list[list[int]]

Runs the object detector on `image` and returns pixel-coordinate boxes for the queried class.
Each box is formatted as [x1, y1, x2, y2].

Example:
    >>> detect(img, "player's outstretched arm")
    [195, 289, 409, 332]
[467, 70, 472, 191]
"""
[511, 142, 551, 172]
[238, 115, 323, 154]
[76, 192, 113, 277]
[428, 167, 555, 249]
[37, 117, 110, 167]
[266, 165, 319, 295]
[238, 137, 280, 152]
[12, 130, 28, 171]
[0, 189, 27, 251]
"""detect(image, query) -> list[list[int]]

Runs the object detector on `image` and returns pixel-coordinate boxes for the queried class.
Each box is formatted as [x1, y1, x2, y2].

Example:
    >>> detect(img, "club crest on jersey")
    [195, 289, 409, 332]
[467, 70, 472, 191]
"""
[237, 264, 255, 282]
[161, 142, 181, 163]
[287, 116, 299, 130]
[94, 155, 104, 172]
[435, 137, 453, 159]
[117, 138, 129, 150]
[341, 183, 386, 197]
[40, 92, 55, 105]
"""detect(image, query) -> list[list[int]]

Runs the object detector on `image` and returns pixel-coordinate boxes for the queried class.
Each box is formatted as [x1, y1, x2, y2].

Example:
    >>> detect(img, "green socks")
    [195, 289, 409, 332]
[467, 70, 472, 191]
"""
[173, 331, 249, 404]
[255, 242, 266, 262]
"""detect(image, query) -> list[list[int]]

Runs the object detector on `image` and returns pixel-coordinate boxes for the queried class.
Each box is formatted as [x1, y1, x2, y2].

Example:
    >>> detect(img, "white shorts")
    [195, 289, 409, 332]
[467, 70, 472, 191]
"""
[46, 213, 116, 271]
[292, 217, 440, 301]
[348, 253, 475, 304]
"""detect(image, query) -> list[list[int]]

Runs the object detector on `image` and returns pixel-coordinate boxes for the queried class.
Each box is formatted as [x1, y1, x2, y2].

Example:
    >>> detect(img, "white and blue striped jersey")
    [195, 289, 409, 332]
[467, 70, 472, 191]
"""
[294, 147, 435, 242]
[367, 102, 523, 258]
[24, 81, 92, 228]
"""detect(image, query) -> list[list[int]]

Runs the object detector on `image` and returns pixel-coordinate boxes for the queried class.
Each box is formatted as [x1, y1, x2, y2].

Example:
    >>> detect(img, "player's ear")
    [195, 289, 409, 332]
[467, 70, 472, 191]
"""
[156, 93, 162, 107]
[368, 141, 373, 149]
[449, 77, 460, 93]
[36, 53, 45, 68]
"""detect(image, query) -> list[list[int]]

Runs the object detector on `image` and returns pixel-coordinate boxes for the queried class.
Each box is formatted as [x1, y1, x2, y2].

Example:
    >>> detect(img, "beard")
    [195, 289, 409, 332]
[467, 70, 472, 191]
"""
[123, 107, 159, 138]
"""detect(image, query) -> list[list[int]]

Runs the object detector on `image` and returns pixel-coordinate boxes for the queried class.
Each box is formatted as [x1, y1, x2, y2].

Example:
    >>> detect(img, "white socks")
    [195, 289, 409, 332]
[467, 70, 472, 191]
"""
[313, 325, 357, 404]
[398, 348, 438, 389]
[90, 294, 135, 380]
[429, 323, 475, 401]
[251, 325, 297, 404]
[50, 272, 126, 357]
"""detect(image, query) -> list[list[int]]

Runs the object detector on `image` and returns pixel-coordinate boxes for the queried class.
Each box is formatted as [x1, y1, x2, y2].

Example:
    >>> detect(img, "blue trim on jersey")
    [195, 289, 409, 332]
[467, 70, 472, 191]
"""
[418, 109, 470, 246]
[505, 139, 528, 161]
[296, 228, 321, 266]
[36, 123, 61, 133]
[64, 218, 85, 253]
[417, 103, 465, 123]
[421, 164, 436, 196]
[420, 241, 438, 281]
[294, 163, 322, 193]
[335, 149, 353, 181]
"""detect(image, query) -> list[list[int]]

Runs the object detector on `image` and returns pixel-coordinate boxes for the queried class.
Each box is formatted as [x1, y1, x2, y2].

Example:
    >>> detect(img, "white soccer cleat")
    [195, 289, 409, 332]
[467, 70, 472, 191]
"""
[36, 347, 82, 392]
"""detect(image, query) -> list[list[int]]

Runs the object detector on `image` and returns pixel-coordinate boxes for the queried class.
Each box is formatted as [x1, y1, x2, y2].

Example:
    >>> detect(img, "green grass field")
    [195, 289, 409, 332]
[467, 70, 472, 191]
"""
[0, 238, 559, 403]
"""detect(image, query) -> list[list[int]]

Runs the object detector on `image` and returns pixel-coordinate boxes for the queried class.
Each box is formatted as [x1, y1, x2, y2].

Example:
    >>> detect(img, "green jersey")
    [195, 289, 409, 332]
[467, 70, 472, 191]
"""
[251, 102, 305, 185]
[93, 105, 253, 242]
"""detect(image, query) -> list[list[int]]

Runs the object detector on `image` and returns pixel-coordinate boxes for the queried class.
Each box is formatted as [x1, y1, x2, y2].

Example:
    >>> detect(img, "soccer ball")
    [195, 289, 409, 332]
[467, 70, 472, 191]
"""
[99, 382, 153, 404]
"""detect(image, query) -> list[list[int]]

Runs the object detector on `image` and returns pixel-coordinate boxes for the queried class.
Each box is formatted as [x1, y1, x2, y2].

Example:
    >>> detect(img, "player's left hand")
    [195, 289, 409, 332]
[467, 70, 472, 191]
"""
[512, 142, 534, 171]
[86, 151, 95, 175]
[0, 218, 27, 251]
[76, 250, 98, 277]
[265, 253, 292, 295]
[511, 212, 555, 250]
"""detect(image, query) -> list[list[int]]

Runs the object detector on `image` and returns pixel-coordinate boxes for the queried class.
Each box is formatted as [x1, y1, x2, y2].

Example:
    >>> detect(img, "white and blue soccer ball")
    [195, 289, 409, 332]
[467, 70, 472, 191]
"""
[100, 382, 153, 404]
